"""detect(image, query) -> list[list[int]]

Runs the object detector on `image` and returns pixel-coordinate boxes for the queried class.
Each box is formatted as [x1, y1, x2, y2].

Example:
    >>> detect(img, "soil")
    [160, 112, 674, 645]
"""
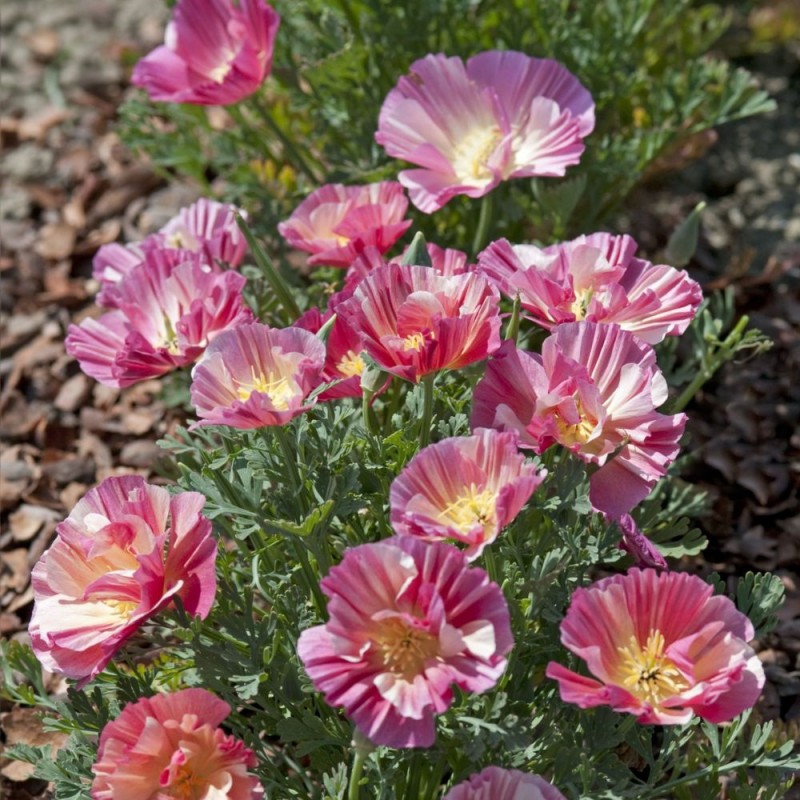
[0, 1, 798, 796]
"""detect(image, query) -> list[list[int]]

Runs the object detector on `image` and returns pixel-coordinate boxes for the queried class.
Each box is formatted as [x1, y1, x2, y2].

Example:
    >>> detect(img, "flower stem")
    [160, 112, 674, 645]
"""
[504, 291, 521, 342]
[248, 99, 323, 184]
[273, 425, 302, 498]
[226, 102, 278, 166]
[482, 547, 500, 584]
[289, 535, 326, 616]
[236, 215, 301, 323]
[667, 315, 750, 413]
[472, 193, 493, 255]
[361, 387, 380, 437]
[347, 741, 367, 800]
[419, 374, 436, 449]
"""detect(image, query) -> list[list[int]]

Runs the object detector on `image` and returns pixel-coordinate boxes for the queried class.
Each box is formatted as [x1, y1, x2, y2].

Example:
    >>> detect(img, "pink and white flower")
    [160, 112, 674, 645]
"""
[278, 182, 412, 268]
[478, 233, 703, 344]
[67, 252, 253, 387]
[545, 569, 765, 724]
[92, 688, 262, 799]
[471, 322, 687, 522]
[390, 429, 545, 559]
[376, 51, 594, 212]
[190, 321, 326, 428]
[131, 0, 280, 106]
[444, 767, 566, 800]
[94, 199, 248, 308]
[292, 293, 374, 401]
[346, 241, 474, 287]
[160, 197, 248, 267]
[30, 476, 216, 685]
[337, 263, 501, 383]
[297, 536, 512, 748]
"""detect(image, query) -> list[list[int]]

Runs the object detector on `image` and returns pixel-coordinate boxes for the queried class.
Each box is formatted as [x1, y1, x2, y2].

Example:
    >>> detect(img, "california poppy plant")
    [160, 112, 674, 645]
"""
[376, 51, 594, 212]
[546, 569, 765, 724]
[30, 476, 216, 686]
[297, 536, 512, 748]
[131, 0, 280, 106]
[337, 263, 501, 383]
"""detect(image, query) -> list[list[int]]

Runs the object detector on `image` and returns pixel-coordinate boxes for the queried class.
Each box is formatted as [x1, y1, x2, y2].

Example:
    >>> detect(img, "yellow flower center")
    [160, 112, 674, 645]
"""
[337, 349, 364, 378]
[375, 618, 439, 681]
[439, 484, 498, 535]
[554, 414, 597, 446]
[236, 368, 295, 409]
[208, 60, 234, 84]
[160, 315, 182, 355]
[402, 332, 427, 351]
[570, 287, 595, 320]
[103, 599, 138, 618]
[452, 125, 503, 182]
[618, 630, 688, 706]
[165, 231, 188, 249]
[165, 762, 206, 799]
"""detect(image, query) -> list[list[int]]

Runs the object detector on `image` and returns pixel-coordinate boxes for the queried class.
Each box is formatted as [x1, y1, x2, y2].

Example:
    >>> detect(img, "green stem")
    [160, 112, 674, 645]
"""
[272, 426, 301, 496]
[362, 387, 380, 437]
[236, 216, 302, 322]
[382, 376, 403, 435]
[405, 751, 424, 799]
[422, 752, 447, 799]
[482, 547, 500, 585]
[226, 103, 278, 165]
[348, 743, 367, 800]
[247, 99, 322, 184]
[289, 534, 326, 616]
[667, 315, 750, 413]
[419, 374, 436, 449]
[472, 193, 493, 255]
[647, 761, 747, 798]
[504, 292, 521, 342]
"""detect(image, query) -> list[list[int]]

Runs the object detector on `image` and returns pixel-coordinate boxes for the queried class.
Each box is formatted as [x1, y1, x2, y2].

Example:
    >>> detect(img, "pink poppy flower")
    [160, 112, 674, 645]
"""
[278, 182, 412, 268]
[390, 429, 545, 559]
[160, 198, 248, 267]
[545, 569, 765, 724]
[471, 322, 687, 521]
[297, 536, 512, 748]
[444, 767, 566, 800]
[93, 244, 195, 310]
[190, 321, 326, 428]
[346, 241, 474, 286]
[91, 688, 262, 799]
[67, 252, 253, 388]
[29, 476, 216, 686]
[131, 0, 280, 106]
[376, 51, 594, 212]
[292, 297, 371, 402]
[94, 199, 247, 308]
[92, 242, 151, 295]
[478, 233, 703, 344]
[337, 263, 501, 383]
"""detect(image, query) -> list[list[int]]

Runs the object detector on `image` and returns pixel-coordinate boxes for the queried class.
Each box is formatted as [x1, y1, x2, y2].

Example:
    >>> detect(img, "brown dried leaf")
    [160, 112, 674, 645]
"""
[24, 28, 60, 60]
[119, 440, 163, 469]
[121, 409, 158, 436]
[53, 373, 91, 413]
[8, 505, 60, 543]
[73, 218, 121, 255]
[0, 549, 29, 595]
[34, 222, 76, 261]
[0, 394, 49, 440]
[17, 107, 69, 141]
[0, 708, 68, 782]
